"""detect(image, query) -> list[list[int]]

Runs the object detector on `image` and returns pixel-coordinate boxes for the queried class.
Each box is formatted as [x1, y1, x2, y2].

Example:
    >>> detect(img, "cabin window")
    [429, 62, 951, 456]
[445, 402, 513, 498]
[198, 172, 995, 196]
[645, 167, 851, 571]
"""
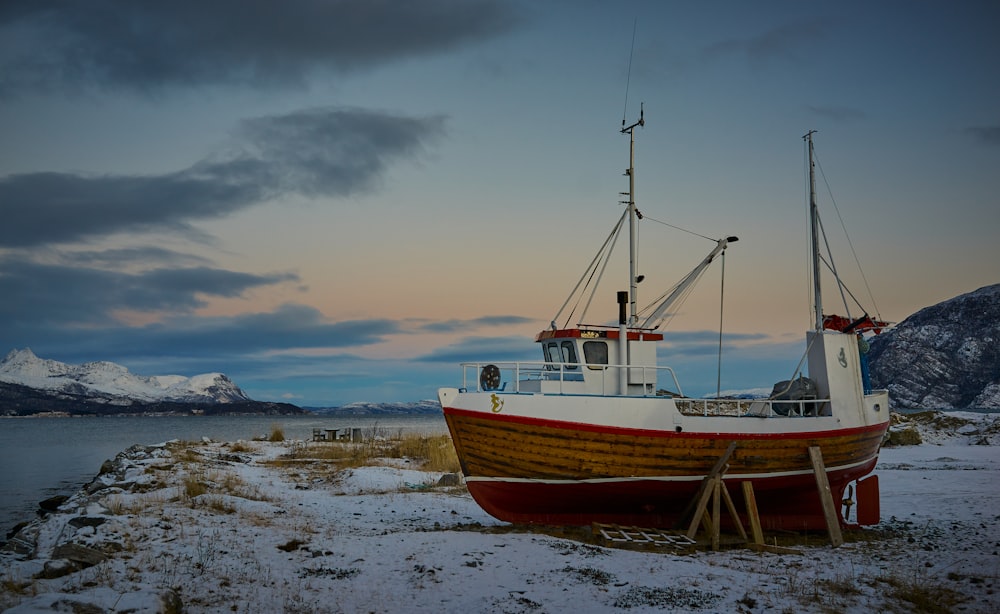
[560, 341, 578, 369]
[583, 341, 608, 370]
[543, 342, 559, 369]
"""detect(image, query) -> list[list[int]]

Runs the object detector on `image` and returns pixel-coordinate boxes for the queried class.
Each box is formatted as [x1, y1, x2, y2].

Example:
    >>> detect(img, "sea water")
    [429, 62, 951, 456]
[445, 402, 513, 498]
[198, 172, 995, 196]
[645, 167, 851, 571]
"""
[0, 414, 447, 541]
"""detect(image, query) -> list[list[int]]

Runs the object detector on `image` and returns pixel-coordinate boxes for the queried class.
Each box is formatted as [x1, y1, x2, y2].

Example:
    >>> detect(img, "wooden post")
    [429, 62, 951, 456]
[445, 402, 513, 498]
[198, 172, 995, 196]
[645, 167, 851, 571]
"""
[686, 479, 717, 540]
[741, 481, 764, 545]
[711, 475, 721, 550]
[679, 442, 737, 530]
[808, 446, 844, 547]
[720, 480, 748, 542]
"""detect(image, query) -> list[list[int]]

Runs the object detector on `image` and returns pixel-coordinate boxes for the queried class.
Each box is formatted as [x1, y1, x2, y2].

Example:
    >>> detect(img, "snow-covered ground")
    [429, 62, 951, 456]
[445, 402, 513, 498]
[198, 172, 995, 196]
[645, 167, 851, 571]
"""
[2, 412, 998, 613]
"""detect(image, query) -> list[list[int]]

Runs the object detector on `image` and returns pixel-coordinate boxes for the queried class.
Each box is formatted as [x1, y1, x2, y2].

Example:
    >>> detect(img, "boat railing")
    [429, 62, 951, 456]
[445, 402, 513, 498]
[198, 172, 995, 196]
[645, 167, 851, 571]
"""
[674, 398, 831, 418]
[459, 362, 830, 417]
[459, 361, 682, 397]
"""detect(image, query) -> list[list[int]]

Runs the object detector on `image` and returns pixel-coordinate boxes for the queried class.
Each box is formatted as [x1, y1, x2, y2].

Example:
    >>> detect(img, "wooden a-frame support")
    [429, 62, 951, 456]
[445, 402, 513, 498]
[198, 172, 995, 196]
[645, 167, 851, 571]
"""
[680, 443, 843, 551]
[683, 442, 748, 550]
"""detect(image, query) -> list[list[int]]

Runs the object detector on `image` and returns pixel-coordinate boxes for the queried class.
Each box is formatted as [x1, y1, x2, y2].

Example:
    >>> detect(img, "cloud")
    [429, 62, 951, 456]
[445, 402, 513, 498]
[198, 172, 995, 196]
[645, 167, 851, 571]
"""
[0, 254, 299, 329]
[417, 315, 536, 333]
[805, 105, 867, 122]
[0, 107, 446, 247]
[64, 247, 214, 269]
[1, 299, 400, 364]
[703, 18, 835, 64]
[417, 336, 538, 363]
[0, 0, 520, 95]
[965, 125, 1000, 145]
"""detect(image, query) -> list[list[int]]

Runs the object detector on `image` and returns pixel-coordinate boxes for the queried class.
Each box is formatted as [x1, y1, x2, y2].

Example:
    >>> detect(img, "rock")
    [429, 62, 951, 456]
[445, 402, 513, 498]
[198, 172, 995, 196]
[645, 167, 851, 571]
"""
[437, 473, 461, 487]
[885, 427, 922, 446]
[38, 495, 68, 513]
[4, 589, 182, 614]
[6, 520, 29, 540]
[51, 542, 108, 568]
[68, 516, 106, 529]
[37, 558, 79, 580]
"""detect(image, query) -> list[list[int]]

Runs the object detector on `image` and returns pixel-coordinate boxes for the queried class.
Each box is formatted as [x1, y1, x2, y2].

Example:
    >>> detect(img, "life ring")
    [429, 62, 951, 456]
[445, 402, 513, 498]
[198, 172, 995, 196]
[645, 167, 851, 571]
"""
[480, 364, 501, 391]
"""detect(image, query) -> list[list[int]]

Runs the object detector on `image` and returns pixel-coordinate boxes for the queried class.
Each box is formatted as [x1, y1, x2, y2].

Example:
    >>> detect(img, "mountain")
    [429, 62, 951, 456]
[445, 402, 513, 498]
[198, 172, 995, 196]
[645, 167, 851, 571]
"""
[0, 349, 304, 416]
[869, 284, 1000, 409]
[307, 400, 441, 416]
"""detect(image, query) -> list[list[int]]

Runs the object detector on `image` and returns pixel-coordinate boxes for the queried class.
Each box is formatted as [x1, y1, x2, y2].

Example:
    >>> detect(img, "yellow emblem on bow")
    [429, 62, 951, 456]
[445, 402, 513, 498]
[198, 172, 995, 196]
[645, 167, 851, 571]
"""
[490, 393, 504, 413]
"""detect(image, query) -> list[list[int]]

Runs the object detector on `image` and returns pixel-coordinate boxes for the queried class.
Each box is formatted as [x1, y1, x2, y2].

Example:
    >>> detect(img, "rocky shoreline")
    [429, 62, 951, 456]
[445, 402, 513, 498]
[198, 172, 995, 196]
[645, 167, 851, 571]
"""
[2, 411, 998, 613]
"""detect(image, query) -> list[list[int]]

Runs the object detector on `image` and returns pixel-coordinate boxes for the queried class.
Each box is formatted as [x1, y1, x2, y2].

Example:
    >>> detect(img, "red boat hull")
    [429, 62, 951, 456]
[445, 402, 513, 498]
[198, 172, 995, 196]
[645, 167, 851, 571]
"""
[444, 407, 887, 531]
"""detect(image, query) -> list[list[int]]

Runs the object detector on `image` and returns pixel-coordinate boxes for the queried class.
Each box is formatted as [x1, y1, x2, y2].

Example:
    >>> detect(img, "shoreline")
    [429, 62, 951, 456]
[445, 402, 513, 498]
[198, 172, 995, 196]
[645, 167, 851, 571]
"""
[2, 412, 998, 613]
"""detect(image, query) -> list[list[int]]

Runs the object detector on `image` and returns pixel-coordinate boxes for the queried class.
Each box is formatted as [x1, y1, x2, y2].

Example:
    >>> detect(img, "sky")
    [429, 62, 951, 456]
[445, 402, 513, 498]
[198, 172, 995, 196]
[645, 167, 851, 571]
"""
[1, 0, 997, 406]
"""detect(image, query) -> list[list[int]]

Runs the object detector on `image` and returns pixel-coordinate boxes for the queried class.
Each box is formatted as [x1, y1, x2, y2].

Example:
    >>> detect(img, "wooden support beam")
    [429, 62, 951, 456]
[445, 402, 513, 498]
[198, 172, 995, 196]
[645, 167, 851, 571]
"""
[711, 475, 721, 550]
[720, 479, 748, 543]
[808, 446, 844, 547]
[677, 442, 737, 528]
[686, 479, 717, 539]
[741, 481, 764, 546]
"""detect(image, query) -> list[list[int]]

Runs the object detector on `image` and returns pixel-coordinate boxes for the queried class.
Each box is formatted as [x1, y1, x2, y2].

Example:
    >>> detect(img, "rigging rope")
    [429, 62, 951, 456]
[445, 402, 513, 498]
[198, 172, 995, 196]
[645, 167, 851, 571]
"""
[621, 19, 638, 129]
[553, 209, 627, 329]
[716, 249, 726, 399]
[641, 214, 718, 242]
[812, 147, 884, 322]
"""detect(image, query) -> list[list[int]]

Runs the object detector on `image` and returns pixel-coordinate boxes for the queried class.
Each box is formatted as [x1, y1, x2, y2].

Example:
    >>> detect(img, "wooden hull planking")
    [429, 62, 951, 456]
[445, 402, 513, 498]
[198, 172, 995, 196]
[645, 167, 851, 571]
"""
[443, 407, 888, 531]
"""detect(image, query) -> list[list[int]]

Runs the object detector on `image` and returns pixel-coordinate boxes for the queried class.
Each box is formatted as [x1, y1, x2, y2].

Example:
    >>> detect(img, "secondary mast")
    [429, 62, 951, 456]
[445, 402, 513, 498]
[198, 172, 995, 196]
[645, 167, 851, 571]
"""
[621, 104, 644, 327]
[804, 130, 823, 331]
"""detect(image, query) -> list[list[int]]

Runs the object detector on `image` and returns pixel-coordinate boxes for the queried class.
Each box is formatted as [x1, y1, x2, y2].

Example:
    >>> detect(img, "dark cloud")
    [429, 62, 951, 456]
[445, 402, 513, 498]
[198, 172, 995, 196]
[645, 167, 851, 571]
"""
[805, 105, 867, 122]
[0, 254, 298, 328]
[65, 247, 213, 268]
[0, 107, 446, 247]
[965, 125, 1000, 146]
[417, 315, 535, 333]
[418, 335, 539, 363]
[0, 0, 520, 95]
[1, 299, 399, 365]
[703, 18, 835, 64]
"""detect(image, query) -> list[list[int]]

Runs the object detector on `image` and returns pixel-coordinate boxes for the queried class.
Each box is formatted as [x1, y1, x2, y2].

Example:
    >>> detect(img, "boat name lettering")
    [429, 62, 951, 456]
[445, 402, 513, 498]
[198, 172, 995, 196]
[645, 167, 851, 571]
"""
[580, 331, 602, 338]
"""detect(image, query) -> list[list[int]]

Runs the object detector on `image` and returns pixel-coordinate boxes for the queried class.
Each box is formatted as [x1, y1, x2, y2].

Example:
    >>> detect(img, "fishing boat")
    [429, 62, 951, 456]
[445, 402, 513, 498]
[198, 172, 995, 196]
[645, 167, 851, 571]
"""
[438, 114, 890, 531]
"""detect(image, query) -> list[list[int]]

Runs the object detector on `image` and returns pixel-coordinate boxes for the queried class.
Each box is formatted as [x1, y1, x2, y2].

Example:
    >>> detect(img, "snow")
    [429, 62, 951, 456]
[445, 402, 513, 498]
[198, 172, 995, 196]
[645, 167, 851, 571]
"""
[0, 348, 248, 404]
[2, 416, 999, 613]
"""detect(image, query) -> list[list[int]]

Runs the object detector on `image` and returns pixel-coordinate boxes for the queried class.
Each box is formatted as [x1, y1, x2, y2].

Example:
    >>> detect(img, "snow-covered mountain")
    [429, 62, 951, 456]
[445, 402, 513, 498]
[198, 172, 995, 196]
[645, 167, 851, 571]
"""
[0, 348, 250, 406]
[308, 400, 441, 415]
[869, 284, 1000, 409]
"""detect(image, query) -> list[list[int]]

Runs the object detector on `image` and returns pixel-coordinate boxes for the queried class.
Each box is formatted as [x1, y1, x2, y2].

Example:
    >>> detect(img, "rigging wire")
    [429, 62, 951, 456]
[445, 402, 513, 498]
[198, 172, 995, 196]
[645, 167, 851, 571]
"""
[641, 214, 718, 242]
[621, 18, 638, 129]
[553, 210, 628, 329]
[812, 147, 884, 322]
[716, 249, 726, 399]
[816, 208, 852, 318]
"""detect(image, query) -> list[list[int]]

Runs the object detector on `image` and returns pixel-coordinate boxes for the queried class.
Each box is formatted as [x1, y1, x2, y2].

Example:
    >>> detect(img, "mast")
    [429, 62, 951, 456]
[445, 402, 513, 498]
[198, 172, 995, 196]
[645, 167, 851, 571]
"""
[621, 104, 644, 327]
[805, 130, 823, 331]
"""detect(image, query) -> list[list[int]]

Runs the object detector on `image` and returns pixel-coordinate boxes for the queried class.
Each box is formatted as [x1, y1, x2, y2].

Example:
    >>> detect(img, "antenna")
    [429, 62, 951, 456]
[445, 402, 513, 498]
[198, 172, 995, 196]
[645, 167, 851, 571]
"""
[621, 102, 644, 134]
[622, 18, 638, 130]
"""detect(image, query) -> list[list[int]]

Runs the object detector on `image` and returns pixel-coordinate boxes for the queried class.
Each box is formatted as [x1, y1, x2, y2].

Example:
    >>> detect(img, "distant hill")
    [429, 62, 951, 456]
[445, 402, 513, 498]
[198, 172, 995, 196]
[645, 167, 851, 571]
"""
[869, 284, 1000, 409]
[307, 400, 441, 416]
[0, 348, 305, 416]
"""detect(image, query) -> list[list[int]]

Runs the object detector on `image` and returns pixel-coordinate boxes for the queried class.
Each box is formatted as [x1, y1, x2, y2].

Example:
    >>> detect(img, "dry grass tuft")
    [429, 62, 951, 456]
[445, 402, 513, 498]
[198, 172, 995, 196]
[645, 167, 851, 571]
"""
[268, 423, 285, 442]
[228, 440, 255, 453]
[391, 433, 461, 473]
[879, 572, 968, 614]
[183, 474, 208, 500]
[275, 432, 460, 474]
